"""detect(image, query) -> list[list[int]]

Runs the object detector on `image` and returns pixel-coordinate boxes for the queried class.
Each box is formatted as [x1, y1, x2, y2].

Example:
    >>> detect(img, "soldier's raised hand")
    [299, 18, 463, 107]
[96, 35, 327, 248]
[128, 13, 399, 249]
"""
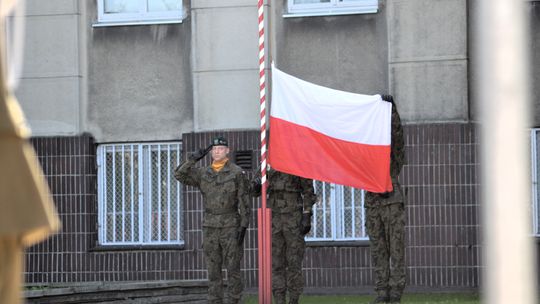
[381, 94, 394, 103]
[190, 145, 212, 162]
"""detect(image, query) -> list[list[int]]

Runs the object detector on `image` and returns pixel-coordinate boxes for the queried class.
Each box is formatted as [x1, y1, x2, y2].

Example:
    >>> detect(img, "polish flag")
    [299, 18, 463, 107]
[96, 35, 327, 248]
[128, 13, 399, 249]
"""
[268, 66, 393, 193]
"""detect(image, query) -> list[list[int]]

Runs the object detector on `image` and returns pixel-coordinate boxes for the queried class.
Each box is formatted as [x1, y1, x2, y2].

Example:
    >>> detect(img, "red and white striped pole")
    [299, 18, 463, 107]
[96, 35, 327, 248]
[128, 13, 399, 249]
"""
[257, 0, 272, 303]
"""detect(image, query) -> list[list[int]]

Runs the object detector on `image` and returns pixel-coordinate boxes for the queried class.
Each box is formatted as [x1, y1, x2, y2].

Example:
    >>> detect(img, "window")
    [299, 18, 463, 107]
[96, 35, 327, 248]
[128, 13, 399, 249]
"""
[286, 0, 378, 17]
[97, 142, 183, 246]
[306, 181, 367, 241]
[96, 0, 183, 26]
[531, 129, 540, 236]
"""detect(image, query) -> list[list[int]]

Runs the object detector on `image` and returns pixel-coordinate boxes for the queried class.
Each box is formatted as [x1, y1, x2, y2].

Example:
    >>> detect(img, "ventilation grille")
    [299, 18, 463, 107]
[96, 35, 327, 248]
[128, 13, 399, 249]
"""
[234, 150, 253, 170]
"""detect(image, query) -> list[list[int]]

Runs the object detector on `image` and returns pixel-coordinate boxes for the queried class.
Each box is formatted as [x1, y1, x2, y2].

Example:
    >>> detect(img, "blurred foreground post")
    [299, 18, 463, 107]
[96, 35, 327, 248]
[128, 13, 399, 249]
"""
[477, 0, 536, 303]
[0, 1, 60, 303]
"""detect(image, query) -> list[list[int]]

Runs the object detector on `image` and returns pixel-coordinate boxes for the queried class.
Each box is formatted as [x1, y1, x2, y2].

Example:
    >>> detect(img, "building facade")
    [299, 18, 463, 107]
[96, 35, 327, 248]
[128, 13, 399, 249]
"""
[13, 0, 540, 292]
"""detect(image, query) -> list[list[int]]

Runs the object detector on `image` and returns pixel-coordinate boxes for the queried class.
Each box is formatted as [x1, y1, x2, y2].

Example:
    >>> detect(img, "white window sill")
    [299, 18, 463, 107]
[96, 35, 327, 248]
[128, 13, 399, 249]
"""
[91, 243, 185, 251]
[284, 9, 378, 18]
[306, 239, 370, 246]
[92, 19, 183, 28]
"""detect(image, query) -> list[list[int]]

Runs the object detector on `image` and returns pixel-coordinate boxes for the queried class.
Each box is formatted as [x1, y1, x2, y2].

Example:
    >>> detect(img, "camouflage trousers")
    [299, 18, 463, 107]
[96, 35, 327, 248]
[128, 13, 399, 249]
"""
[365, 202, 406, 298]
[203, 227, 244, 304]
[271, 211, 305, 304]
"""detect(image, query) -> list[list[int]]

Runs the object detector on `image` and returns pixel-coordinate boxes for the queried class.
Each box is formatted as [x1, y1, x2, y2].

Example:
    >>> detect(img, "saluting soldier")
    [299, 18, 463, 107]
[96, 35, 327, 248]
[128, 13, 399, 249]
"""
[174, 136, 250, 304]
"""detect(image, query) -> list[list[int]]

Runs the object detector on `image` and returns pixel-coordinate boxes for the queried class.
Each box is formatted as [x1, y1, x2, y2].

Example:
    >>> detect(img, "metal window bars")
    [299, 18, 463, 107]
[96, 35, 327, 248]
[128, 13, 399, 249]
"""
[306, 181, 368, 241]
[97, 142, 183, 245]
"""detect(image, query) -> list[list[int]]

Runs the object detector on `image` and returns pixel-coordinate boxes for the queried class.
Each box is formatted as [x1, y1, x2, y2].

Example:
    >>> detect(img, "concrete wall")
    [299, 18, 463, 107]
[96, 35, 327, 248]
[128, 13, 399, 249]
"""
[190, 0, 261, 131]
[275, 0, 468, 123]
[274, 0, 388, 98]
[14, 0, 194, 142]
[85, 1, 193, 142]
[530, 2, 540, 126]
[14, 0, 83, 136]
[16, 0, 540, 136]
[387, 0, 468, 123]
[13, 0, 476, 140]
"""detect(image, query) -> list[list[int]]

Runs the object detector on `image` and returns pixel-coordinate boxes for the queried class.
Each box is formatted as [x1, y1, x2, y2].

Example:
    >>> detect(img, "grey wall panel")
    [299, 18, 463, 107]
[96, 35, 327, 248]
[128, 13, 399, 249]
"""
[276, 2, 388, 96]
[20, 15, 79, 78]
[25, 0, 78, 16]
[16, 77, 80, 135]
[14, 4, 82, 136]
[388, 0, 467, 62]
[192, 6, 259, 72]
[391, 61, 468, 121]
[86, 1, 193, 142]
[194, 70, 259, 131]
[530, 3, 540, 126]
[191, 2, 259, 131]
[192, 0, 256, 9]
[388, 0, 468, 122]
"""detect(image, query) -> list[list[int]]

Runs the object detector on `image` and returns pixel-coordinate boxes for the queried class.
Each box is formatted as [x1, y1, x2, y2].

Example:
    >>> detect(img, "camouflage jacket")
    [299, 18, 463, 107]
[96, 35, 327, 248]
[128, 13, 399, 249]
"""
[365, 100, 406, 206]
[252, 169, 317, 214]
[174, 159, 251, 228]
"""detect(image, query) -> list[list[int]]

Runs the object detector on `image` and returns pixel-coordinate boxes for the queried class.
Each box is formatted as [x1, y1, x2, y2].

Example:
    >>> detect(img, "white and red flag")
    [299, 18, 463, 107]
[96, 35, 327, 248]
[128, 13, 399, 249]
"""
[268, 66, 393, 193]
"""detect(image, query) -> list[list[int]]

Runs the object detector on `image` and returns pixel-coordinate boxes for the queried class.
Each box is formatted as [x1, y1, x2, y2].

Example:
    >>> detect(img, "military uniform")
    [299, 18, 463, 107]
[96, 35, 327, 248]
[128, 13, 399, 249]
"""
[365, 96, 406, 303]
[252, 169, 317, 304]
[175, 156, 250, 304]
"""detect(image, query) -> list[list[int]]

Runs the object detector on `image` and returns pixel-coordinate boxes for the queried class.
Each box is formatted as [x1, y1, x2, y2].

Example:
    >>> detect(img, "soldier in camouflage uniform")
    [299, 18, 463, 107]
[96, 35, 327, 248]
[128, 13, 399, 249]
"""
[365, 95, 406, 304]
[174, 136, 250, 304]
[251, 168, 317, 304]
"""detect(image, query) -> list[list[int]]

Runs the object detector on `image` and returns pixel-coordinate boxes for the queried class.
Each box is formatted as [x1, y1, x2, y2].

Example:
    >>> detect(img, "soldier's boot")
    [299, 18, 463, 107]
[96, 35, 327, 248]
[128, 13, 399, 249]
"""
[388, 291, 402, 304]
[371, 296, 389, 304]
[371, 291, 390, 304]
[288, 294, 300, 304]
[228, 297, 241, 304]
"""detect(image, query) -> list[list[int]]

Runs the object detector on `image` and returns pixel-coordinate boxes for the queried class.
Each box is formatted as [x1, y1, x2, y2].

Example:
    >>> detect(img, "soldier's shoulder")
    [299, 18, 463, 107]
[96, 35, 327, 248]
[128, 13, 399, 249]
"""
[229, 163, 247, 175]
[301, 177, 314, 183]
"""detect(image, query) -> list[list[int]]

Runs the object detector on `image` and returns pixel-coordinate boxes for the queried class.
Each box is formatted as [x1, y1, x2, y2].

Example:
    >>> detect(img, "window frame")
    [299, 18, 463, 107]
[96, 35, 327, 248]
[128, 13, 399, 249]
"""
[97, 142, 183, 246]
[531, 129, 539, 236]
[95, 0, 183, 27]
[306, 181, 368, 242]
[285, 0, 378, 18]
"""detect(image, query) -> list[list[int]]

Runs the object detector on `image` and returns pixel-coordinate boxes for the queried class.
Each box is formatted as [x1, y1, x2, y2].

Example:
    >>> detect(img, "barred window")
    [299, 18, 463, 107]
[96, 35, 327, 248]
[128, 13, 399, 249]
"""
[531, 129, 540, 236]
[306, 181, 367, 241]
[97, 142, 183, 246]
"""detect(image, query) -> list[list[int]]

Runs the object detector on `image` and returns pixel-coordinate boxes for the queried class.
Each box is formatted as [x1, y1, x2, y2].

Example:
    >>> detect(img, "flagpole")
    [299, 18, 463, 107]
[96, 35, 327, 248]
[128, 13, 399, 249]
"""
[257, 0, 272, 303]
